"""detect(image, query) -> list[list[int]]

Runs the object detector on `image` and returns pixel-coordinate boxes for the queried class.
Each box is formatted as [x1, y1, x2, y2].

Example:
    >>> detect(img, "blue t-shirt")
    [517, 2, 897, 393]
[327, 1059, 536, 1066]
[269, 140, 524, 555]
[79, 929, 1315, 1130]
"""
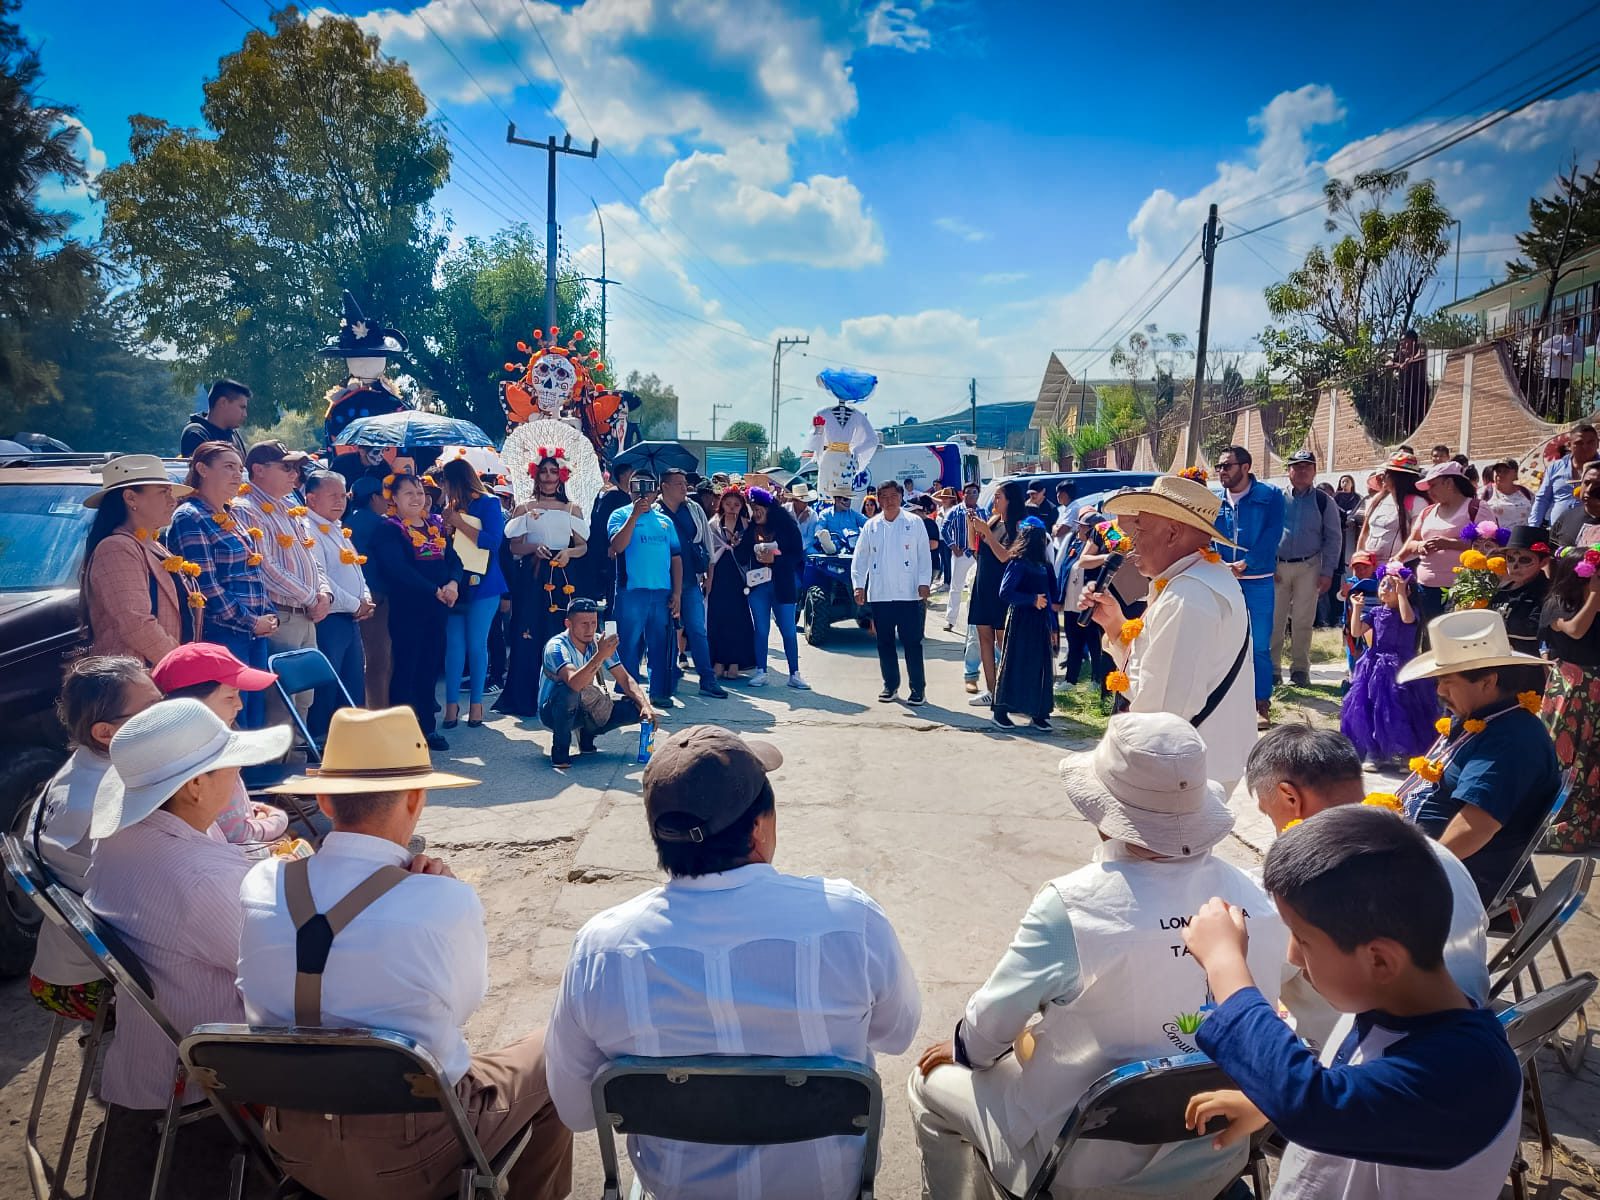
[538, 631, 623, 713]
[1413, 703, 1559, 903]
[607, 505, 681, 592]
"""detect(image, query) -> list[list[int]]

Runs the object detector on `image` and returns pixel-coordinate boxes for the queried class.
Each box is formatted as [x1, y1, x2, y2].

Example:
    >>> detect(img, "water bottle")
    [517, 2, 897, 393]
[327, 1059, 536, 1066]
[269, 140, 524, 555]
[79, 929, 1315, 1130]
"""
[636, 718, 656, 764]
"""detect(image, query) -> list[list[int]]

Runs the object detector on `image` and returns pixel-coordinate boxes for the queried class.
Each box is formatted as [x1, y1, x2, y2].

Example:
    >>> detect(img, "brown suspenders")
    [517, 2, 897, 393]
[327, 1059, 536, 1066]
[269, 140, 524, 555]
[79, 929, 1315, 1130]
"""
[284, 857, 410, 1026]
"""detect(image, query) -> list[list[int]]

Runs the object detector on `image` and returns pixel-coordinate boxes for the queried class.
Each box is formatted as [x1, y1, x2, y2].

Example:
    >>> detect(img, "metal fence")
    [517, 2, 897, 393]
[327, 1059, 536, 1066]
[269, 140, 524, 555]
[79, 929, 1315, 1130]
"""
[1489, 311, 1600, 425]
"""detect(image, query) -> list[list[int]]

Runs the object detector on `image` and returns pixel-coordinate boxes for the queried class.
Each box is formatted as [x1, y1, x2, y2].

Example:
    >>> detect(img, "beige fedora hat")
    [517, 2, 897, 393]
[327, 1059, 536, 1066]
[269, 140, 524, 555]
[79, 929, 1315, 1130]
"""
[84, 454, 193, 509]
[267, 706, 479, 795]
[1103, 474, 1239, 549]
[1396, 609, 1549, 684]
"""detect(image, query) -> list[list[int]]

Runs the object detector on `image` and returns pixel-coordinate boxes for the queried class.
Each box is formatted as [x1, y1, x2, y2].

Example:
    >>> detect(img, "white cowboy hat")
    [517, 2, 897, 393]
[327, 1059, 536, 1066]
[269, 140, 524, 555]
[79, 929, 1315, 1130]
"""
[788, 482, 817, 502]
[1058, 713, 1234, 858]
[83, 454, 193, 509]
[268, 706, 478, 795]
[1103, 475, 1239, 549]
[92, 699, 291, 838]
[1397, 609, 1550, 684]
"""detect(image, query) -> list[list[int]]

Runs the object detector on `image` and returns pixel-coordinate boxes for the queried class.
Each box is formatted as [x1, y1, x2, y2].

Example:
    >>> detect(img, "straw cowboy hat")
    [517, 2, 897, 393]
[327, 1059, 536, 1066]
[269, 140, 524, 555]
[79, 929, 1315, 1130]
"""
[788, 482, 818, 502]
[83, 454, 192, 509]
[1103, 474, 1239, 549]
[91, 699, 291, 838]
[267, 706, 478, 795]
[1058, 712, 1234, 858]
[1397, 609, 1549, 685]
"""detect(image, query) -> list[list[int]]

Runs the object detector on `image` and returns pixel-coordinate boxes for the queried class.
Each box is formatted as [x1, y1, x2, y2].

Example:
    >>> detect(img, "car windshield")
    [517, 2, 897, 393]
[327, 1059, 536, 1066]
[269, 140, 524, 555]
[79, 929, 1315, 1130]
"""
[0, 481, 96, 591]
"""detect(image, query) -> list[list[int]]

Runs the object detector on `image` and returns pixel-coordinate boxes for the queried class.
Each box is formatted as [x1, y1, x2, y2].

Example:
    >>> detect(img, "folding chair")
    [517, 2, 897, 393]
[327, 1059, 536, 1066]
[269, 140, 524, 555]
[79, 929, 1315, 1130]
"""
[179, 1024, 533, 1200]
[1489, 857, 1593, 1003]
[988, 1053, 1265, 1200]
[2, 835, 110, 1200]
[591, 1055, 883, 1200]
[1499, 973, 1599, 1200]
[44, 883, 274, 1200]
[266, 647, 354, 763]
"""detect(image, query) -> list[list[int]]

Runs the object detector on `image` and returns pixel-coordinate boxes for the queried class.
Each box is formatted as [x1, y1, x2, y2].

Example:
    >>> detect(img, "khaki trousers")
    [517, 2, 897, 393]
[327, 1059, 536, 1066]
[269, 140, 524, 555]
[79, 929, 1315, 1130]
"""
[1270, 558, 1320, 676]
[266, 1032, 573, 1200]
[361, 596, 393, 707]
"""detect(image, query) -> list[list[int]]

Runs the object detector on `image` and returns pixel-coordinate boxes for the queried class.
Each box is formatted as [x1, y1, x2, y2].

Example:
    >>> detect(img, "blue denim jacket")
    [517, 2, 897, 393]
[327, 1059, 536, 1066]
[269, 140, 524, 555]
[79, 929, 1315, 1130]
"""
[1213, 478, 1285, 577]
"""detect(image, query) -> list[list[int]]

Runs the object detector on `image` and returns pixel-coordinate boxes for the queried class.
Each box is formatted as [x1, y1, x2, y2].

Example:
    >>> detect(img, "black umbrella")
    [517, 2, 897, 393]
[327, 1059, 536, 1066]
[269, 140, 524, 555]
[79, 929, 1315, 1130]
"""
[610, 440, 698, 480]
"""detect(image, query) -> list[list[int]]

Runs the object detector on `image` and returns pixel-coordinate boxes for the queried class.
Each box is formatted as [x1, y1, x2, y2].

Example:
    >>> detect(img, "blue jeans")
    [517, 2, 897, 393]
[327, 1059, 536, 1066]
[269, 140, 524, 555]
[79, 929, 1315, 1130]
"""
[615, 587, 674, 702]
[444, 591, 501, 708]
[748, 587, 799, 674]
[310, 612, 365, 739]
[964, 621, 980, 681]
[675, 579, 715, 692]
[211, 626, 268, 728]
[1239, 575, 1275, 703]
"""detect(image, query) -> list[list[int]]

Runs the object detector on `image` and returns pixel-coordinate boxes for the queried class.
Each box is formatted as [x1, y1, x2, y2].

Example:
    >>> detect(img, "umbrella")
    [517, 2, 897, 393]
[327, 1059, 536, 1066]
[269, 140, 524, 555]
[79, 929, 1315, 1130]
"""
[334, 412, 492, 450]
[610, 441, 698, 480]
[439, 444, 506, 476]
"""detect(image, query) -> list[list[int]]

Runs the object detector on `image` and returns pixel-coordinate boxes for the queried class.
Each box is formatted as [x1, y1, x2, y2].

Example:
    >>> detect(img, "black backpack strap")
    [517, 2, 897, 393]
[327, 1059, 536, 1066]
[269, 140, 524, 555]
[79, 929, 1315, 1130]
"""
[1193, 628, 1252, 727]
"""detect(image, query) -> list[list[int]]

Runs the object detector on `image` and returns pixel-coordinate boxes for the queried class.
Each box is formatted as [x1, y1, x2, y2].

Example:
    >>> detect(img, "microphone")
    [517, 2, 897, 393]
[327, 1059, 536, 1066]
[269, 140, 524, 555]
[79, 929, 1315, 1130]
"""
[1077, 552, 1126, 626]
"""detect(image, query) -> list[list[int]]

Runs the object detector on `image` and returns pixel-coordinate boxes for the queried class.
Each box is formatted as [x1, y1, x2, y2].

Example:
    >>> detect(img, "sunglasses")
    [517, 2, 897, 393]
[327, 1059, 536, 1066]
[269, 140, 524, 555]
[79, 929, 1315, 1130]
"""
[1214, 461, 1241, 470]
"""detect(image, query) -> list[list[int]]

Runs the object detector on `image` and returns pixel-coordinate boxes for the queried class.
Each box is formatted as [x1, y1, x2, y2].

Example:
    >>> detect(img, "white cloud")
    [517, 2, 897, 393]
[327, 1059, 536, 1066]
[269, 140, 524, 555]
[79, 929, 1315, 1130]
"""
[640, 141, 883, 268]
[934, 216, 989, 242]
[865, 1, 932, 52]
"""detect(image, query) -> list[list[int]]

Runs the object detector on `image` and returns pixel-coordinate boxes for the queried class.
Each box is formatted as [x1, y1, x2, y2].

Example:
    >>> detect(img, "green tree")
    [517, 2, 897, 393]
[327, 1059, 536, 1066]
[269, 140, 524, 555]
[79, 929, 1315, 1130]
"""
[430, 226, 601, 434]
[1040, 422, 1073, 469]
[621, 370, 679, 440]
[776, 445, 800, 472]
[1110, 324, 1191, 462]
[97, 8, 449, 423]
[0, 0, 97, 429]
[1506, 158, 1600, 328]
[723, 420, 767, 449]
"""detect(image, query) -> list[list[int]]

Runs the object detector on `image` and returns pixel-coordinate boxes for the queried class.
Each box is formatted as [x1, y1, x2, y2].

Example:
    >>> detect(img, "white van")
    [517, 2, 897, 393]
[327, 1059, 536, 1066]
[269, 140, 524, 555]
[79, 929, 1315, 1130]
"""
[797, 439, 980, 496]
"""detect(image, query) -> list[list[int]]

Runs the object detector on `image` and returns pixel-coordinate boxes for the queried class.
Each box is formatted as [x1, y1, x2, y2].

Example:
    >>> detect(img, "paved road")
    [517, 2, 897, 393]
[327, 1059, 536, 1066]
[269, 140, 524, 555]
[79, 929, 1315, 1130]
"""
[3, 619, 1598, 1197]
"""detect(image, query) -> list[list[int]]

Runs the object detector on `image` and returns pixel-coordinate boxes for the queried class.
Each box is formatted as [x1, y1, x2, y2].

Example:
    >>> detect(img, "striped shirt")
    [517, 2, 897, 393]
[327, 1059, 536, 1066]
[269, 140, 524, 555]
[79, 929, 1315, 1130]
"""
[232, 489, 330, 609]
[167, 496, 273, 637]
[940, 504, 988, 555]
[85, 811, 249, 1109]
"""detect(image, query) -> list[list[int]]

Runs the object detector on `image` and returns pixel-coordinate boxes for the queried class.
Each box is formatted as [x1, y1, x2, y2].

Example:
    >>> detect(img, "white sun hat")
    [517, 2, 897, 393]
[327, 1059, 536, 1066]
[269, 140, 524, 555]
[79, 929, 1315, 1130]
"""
[91, 698, 291, 838]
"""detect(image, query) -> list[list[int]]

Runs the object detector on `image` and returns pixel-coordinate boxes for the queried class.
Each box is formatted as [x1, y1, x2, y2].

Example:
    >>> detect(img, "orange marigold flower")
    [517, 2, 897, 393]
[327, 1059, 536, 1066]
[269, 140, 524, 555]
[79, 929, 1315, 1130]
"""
[1459, 549, 1488, 570]
[261, 501, 276, 515]
[187, 592, 207, 609]
[1199, 549, 1221, 563]
[211, 512, 229, 526]
[1153, 579, 1169, 593]
[562, 584, 576, 594]
[247, 527, 263, 540]
[318, 523, 331, 534]
[276, 533, 294, 548]
[1282, 818, 1303, 830]
[1363, 793, 1403, 812]
[246, 553, 263, 567]
[1463, 718, 1487, 734]
[133, 527, 151, 541]
[356, 554, 368, 565]
[1120, 618, 1144, 643]
[1487, 556, 1508, 576]
[237, 483, 251, 495]
[340, 549, 357, 564]
[1434, 717, 1452, 735]
[161, 555, 184, 573]
[341, 527, 352, 539]
[1518, 690, 1543, 713]
[302, 538, 315, 548]
[1105, 670, 1131, 694]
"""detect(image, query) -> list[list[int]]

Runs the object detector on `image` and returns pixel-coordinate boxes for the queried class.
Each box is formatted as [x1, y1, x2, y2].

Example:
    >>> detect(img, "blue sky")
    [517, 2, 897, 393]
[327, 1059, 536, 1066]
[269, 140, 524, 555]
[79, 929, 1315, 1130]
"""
[23, 0, 1600, 445]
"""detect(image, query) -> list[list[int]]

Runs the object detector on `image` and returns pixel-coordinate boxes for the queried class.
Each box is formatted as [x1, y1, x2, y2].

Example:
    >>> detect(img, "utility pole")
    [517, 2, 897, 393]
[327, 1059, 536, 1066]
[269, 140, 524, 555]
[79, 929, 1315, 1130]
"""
[584, 197, 621, 359]
[1450, 218, 1462, 302]
[506, 125, 600, 338]
[1185, 203, 1222, 468]
[771, 336, 809, 452]
[970, 378, 977, 441]
[711, 403, 732, 440]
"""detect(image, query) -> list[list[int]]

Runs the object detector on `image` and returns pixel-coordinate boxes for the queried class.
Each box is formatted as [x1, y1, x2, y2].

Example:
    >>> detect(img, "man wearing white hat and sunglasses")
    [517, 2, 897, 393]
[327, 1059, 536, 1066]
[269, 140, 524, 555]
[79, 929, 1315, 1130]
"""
[86, 698, 291, 1114]
[909, 712, 1288, 1199]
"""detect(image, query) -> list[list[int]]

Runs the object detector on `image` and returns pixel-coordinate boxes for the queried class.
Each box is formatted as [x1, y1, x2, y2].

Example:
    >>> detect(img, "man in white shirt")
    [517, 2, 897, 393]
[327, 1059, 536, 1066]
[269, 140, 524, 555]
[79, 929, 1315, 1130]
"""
[908, 713, 1289, 1199]
[303, 470, 373, 737]
[544, 724, 921, 1200]
[851, 479, 934, 705]
[1244, 723, 1489, 1050]
[241, 706, 572, 1200]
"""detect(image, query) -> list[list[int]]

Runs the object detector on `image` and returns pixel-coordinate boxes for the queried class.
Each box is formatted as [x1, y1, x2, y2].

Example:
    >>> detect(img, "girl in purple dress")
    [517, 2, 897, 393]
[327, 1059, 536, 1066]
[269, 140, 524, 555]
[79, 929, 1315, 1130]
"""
[1341, 566, 1439, 767]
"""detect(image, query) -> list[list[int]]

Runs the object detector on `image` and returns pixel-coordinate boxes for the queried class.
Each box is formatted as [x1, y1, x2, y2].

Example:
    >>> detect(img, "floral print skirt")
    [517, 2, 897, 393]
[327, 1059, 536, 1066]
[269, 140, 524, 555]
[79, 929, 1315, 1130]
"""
[1541, 659, 1600, 852]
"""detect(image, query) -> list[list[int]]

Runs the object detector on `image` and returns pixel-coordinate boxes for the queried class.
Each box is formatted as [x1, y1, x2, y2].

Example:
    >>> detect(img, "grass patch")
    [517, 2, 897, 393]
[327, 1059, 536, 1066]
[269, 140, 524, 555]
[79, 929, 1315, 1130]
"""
[1053, 679, 1113, 735]
[1309, 626, 1345, 664]
[1271, 680, 1344, 728]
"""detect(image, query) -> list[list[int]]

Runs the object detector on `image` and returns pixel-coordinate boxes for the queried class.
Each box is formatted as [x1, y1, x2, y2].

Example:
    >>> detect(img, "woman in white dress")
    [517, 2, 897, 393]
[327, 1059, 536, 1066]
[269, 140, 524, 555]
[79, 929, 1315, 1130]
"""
[494, 455, 588, 716]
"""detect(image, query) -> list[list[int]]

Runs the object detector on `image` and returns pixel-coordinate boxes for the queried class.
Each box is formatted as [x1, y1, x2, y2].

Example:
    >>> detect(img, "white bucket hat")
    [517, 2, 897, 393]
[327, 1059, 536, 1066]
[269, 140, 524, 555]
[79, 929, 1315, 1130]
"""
[1397, 609, 1549, 684]
[1058, 712, 1234, 857]
[91, 698, 291, 838]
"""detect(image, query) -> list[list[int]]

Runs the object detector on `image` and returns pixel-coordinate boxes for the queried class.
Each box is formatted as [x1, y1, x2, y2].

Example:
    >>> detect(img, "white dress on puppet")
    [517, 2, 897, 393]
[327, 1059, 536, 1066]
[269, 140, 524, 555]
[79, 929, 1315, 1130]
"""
[502, 420, 603, 522]
[804, 404, 879, 495]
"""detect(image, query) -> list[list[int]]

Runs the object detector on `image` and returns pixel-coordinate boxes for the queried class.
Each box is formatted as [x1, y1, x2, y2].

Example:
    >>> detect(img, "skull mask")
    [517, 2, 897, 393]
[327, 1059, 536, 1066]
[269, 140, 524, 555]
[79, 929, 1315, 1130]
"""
[532, 352, 578, 415]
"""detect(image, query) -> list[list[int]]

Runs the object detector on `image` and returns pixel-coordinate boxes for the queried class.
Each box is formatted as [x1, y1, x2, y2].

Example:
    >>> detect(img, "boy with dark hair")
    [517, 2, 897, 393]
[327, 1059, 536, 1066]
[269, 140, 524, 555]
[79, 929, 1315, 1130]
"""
[180, 379, 251, 457]
[1182, 805, 1521, 1198]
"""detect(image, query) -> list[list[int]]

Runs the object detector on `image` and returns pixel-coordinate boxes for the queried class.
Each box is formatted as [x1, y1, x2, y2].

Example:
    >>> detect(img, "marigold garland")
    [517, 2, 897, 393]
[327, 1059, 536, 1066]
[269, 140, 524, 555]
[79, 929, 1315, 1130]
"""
[187, 592, 206, 610]
[340, 548, 358, 565]
[287, 506, 308, 518]
[1363, 793, 1403, 812]
[1153, 579, 1169, 594]
[1518, 690, 1543, 714]
[1463, 718, 1487, 734]
[261, 501, 275, 515]
[132, 528, 150, 541]
[161, 555, 184, 573]
[237, 483, 251, 496]
[182, 562, 200, 578]
[246, 553, 263, 567]
[246, 526, 263, 540]
[341, 527, 352, 539]
[1120, 618, 1144, 643]
[276, 533, 294, 548]
[1409, 756, 1444, 783]
[1105, 670, 1130, 694]
[1199, 549, 1221, 563]
[1434, 717, 1452, 735]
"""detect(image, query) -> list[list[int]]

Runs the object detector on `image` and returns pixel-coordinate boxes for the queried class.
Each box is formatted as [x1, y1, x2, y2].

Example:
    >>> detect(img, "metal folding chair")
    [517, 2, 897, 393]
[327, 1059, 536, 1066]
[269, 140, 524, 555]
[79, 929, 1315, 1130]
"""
[2, 835, 110, 1200]
[591, 1055, 883, 1200]
[180, 1024, 533, 1200]
[988, 1053, 1264, 1200]
[1489, 857, 1593, 1003]
[266, 647, 354, 763]
[1499, 973, 1599, 1200]
[44, 883, 272, 1200]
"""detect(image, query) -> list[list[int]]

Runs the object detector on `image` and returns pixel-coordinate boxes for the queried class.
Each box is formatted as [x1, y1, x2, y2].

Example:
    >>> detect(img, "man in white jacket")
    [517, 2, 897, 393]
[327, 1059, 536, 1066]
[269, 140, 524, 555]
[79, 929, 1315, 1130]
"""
[908, 713, 1288, 1199]
[851, 480, 933, 705]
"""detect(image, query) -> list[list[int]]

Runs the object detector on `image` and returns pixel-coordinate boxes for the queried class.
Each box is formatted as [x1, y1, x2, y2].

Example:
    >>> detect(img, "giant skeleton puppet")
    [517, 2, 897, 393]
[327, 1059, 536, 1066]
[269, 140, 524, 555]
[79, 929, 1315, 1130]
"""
[319, 290, 412, 482]
[804, 367, 879, 495]
[499, 326, 639, 465]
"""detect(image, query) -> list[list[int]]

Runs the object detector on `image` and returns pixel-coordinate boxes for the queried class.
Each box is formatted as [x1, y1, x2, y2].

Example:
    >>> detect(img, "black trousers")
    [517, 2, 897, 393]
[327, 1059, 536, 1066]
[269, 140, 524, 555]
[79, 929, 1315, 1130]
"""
[871, 599, 926, 692]
[388, 595, 446, 735]
[539, 689, 642, 759]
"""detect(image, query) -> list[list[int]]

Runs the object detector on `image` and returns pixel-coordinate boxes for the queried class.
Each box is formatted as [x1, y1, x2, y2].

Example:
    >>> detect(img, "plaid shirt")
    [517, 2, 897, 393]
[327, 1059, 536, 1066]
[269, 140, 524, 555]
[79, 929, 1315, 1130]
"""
[167, 497, 272, 636]
[231, 489, 330, 609]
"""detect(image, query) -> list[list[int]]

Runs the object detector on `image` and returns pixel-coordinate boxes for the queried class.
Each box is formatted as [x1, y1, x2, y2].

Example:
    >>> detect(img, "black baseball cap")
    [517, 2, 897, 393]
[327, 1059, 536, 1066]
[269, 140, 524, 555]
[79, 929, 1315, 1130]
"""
[1287, 450, 1316, 466]
[643, 725, 783, 844]
[566, 597, 600, 617]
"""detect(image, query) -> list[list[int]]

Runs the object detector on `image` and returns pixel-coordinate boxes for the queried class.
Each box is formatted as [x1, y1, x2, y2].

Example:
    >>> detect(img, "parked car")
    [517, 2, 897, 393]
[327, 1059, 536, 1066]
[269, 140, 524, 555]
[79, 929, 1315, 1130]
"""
[978, 468, 1159, 512]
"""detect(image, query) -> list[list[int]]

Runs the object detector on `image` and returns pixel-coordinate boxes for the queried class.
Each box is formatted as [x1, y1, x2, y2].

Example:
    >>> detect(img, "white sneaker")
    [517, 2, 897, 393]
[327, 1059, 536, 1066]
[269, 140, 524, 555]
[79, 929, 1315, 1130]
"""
[750, 669, 768, 687]
[968, 691, 993, 706]
[788, 672, 811, 690]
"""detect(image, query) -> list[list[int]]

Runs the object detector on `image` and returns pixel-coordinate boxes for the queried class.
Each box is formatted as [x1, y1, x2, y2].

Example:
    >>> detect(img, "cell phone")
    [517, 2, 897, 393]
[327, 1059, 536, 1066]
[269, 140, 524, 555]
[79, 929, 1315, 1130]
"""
[630, 476, 657, 497]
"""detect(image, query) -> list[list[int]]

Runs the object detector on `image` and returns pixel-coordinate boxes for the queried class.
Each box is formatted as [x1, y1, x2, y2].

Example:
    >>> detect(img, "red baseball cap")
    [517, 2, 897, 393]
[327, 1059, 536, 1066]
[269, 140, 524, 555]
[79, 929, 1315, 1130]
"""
[151, 643, 278, 694]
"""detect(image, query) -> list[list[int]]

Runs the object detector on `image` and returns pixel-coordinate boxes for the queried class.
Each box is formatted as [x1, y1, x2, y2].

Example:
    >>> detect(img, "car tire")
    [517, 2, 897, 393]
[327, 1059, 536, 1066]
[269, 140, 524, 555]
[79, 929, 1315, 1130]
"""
[0, 745, 66, 978]
[804, 587, 831, 647]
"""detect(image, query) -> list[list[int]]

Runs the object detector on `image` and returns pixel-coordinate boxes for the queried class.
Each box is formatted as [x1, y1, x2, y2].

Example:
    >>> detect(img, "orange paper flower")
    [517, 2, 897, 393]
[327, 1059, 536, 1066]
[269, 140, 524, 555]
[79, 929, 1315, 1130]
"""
[1105, 670, 1130, 694]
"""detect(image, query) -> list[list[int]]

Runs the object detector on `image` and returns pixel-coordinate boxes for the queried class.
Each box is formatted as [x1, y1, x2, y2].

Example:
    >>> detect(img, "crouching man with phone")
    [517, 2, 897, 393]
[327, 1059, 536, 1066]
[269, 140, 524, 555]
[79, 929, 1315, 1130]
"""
[606, 475, 683, 711]
[539, 598, 657, 770]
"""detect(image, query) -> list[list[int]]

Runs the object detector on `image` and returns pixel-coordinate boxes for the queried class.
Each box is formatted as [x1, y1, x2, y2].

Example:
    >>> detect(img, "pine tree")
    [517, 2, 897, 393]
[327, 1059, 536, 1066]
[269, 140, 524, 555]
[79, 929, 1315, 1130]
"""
[1506, 158, 1600, 326]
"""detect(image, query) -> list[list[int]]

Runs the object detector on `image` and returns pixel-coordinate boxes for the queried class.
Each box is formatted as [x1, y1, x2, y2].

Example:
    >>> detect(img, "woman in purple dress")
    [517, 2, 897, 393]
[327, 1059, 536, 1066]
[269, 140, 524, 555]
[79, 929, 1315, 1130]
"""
[1341, 566, 1438, 767]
